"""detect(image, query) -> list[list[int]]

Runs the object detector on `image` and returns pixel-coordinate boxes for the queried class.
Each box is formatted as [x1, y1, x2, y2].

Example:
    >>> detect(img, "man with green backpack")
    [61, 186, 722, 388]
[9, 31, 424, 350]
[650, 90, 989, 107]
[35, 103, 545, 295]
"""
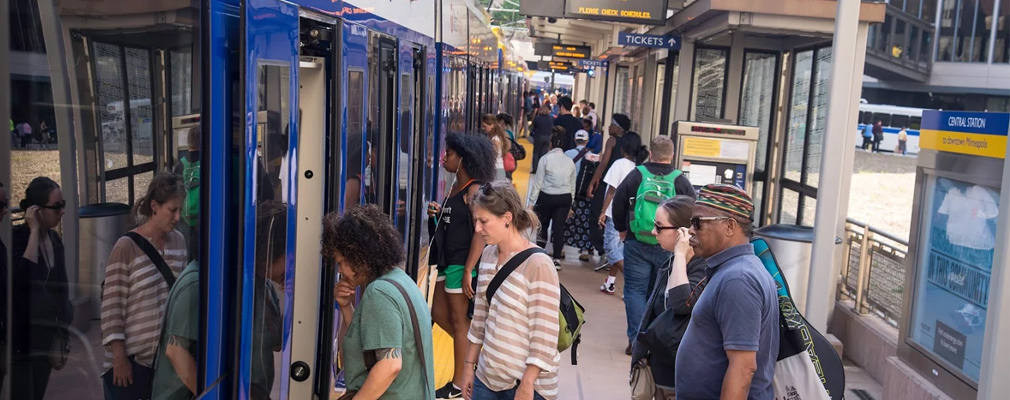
[612, 135, 695, 349]
[172, 126, 201, 261]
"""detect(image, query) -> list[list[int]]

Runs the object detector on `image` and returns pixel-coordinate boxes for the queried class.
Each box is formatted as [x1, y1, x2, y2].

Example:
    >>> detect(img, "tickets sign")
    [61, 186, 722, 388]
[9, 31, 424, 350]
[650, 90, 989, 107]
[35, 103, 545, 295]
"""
[919, 111, 1010, 159]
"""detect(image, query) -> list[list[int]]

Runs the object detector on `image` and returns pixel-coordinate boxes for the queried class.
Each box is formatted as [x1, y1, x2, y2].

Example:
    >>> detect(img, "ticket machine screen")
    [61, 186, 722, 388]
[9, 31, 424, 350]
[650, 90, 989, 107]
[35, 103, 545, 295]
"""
[681, 160, 747, 191]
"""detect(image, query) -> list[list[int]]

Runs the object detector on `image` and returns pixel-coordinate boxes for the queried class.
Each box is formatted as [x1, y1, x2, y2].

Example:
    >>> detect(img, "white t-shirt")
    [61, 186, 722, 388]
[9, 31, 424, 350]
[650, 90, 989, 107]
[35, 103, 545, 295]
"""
[603, 158, 637, 218]
[938, 184, 998, 250]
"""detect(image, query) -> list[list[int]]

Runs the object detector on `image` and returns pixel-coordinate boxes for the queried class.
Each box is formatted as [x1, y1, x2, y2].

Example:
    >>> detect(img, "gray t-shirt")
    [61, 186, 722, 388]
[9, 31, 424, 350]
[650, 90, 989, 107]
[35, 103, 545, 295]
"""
[675, 243, 779, 400]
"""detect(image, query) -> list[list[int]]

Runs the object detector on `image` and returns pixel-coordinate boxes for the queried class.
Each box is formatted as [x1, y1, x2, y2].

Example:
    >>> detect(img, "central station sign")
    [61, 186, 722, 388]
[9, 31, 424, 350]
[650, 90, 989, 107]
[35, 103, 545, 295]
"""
[565, 0, 669, 25]
[551, 44, 592, 60]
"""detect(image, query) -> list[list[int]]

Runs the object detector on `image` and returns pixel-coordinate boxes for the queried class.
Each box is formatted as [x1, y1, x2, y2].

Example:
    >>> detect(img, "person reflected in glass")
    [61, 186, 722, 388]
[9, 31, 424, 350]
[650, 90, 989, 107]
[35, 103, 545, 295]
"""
[102, 173, 188, 399]
[151, 254, 199, 400]
[426, 133, 495, 399]
[251, 200, 287, 400]
[173, 126, 201, 261]
[460, 181, 561, 400]
[326, 205, 435, 400]
[11, 176, 73, 400]
[482, 114, 511, 182]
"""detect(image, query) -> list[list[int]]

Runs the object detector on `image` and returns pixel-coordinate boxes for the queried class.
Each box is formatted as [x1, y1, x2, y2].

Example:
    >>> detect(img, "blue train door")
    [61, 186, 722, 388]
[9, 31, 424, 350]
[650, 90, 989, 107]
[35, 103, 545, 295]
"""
[240, 0, 301, 398]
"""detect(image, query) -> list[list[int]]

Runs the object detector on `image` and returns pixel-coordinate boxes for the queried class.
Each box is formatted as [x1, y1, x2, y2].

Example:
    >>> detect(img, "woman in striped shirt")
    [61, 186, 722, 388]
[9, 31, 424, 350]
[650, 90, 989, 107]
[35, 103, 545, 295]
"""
[102, 173, 188, 399]
[461, 181, 561, 400]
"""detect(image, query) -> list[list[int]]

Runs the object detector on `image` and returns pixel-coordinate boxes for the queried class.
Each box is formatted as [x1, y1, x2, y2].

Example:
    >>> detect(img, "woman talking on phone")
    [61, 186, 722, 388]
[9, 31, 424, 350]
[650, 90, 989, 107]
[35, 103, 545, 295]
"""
[11, 176, 73, 400]
[427, 133, 496, 399]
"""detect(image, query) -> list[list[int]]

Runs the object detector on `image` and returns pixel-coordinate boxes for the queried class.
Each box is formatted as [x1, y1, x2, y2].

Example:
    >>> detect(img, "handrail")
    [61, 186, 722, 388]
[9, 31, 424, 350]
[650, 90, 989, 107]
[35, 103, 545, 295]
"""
[840, 217, 907, 328]
[845, 217, 908, 246]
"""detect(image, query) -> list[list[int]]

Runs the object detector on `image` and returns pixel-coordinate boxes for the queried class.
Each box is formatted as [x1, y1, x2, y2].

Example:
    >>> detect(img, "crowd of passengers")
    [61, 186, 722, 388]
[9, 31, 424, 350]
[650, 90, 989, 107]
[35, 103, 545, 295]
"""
[0, 98, 781, 400]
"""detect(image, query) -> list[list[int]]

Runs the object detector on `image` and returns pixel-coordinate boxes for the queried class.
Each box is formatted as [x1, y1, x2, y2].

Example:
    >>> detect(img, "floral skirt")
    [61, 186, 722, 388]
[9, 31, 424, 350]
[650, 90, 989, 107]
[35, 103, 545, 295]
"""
[564, 197, 593, 250]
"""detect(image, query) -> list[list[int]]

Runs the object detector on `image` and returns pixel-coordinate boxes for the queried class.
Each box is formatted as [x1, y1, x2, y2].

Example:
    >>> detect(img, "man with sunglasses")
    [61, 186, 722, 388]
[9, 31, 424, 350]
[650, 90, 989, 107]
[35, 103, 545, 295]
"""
[675, 184, 779, 400]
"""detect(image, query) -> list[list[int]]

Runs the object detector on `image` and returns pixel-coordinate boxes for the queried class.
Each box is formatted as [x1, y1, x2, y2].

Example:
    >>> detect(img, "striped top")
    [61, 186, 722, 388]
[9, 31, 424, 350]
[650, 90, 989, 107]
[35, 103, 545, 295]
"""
[468, 245, 561, 399]
[101, 230, 187, 370]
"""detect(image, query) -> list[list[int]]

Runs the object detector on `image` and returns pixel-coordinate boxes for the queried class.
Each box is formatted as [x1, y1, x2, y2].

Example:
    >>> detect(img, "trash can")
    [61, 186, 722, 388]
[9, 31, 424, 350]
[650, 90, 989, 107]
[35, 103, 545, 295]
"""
[79, 203, 132, 318]
[753, 224, 842, 313]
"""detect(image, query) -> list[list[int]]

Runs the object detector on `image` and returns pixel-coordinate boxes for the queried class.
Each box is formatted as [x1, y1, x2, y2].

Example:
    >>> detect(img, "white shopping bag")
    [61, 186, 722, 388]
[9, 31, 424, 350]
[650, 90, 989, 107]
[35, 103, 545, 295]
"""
[772, 350, 831, 400]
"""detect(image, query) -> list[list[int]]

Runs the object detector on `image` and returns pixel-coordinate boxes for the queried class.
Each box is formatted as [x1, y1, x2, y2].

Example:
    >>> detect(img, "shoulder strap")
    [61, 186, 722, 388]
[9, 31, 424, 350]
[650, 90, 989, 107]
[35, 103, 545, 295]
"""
[636, 165, 654, 180]
[486, 247, 548, 303]
[124, 232, 176, 288]
[572, 146, 591, 163]
[383, 278, 431, 396]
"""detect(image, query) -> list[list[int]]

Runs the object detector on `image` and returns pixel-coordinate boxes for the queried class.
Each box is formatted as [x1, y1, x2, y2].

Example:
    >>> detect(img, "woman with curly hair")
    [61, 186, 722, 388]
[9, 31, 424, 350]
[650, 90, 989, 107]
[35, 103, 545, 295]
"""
[460, 181, 561, 400]
[325, 205, 434, 400]
[425, 132, 495, 399]
[482, 114, 511, 181]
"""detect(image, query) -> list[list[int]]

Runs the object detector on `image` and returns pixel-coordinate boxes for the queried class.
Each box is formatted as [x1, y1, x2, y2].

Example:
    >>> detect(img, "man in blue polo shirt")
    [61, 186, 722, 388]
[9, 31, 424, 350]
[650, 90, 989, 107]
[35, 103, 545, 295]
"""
[676, 184, 779, 400]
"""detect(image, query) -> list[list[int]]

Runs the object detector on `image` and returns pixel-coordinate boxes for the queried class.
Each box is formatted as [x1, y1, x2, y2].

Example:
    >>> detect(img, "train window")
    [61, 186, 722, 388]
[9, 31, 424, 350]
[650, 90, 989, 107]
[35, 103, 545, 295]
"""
[891, 114, 911, 129]
[345, 70, 365, 208]
[5, 1, 204, 398]
[871, 112, 892, 126]
[909, 116, 922, 130]
[251, 63, 291, 399]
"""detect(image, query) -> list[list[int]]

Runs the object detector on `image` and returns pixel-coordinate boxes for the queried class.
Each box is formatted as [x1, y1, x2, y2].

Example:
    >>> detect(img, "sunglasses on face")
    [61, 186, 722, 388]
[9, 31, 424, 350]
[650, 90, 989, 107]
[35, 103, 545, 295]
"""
[690, 216, 731, 230]
[653, 222, 679, 232]
[40, 200, 67, 210]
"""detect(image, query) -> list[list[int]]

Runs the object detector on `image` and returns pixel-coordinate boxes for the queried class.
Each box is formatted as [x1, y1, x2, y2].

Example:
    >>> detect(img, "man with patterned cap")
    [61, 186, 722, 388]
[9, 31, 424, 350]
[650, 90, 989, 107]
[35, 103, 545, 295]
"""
[675, 184, 779, 400]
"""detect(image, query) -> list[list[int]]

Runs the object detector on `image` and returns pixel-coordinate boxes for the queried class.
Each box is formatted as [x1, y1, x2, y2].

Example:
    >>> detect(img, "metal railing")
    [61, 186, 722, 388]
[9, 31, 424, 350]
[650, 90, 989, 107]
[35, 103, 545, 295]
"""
[838, 218, 908, 328]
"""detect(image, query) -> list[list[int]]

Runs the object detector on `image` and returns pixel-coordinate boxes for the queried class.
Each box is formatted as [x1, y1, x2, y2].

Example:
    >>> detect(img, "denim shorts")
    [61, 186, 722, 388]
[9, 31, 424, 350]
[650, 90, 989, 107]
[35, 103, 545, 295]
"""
[603, 217, 624, 265]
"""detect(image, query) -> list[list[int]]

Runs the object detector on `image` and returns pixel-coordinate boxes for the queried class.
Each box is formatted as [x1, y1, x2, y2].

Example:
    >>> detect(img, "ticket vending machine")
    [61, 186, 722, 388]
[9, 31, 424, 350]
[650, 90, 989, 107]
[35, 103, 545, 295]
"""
[672, 121, 759, 193]
[899, 111, 1010, 399]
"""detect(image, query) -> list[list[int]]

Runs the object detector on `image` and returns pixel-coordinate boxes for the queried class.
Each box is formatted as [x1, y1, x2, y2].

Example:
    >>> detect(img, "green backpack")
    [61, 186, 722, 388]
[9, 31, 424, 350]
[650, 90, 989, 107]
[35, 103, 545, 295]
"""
[630, 165, 682, 245]
[180, 157, 200, 227]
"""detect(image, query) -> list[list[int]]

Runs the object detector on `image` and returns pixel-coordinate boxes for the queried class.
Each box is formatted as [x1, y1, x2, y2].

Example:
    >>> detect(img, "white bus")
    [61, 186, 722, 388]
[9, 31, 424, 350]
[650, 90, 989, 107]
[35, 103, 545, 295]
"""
[857, 103, 926, 154]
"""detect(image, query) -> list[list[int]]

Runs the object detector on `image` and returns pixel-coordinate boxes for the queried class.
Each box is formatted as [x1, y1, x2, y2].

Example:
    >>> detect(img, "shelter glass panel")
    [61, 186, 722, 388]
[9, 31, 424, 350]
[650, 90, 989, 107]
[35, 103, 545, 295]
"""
[779, 189, 800, 225]
[691, 48, 727, 121]
[784, 50, 813, 185]
[740, 52, 778, 172]
[804, 47, 832, 190]
[995, 2, 1010, 63]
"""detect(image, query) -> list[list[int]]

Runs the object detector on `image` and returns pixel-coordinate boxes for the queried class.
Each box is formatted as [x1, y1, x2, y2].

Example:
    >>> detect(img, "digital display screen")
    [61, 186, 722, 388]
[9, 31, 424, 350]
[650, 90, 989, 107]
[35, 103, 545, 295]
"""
[690, 125, 748, 136]
[909, 175, 999, 382]
[551, 44, 591, 59]
[565, 0, 669, 25]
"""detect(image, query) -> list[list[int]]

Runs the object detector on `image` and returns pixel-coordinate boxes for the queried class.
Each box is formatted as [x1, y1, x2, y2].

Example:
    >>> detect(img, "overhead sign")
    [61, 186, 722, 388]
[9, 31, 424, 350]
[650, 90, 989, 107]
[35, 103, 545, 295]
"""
[579, 59, 609, 68]
[565, 0, 669, 25]
[919, 111, 1010, 159]
[551, 44, 592, 60]
[547, 60, 574, 71]
[618, 33, 681, 50]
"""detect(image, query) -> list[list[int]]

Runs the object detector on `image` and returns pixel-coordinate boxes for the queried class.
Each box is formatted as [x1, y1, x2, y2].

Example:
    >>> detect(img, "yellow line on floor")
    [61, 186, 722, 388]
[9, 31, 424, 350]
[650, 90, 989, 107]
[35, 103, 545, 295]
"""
[431, 139, 535, 388]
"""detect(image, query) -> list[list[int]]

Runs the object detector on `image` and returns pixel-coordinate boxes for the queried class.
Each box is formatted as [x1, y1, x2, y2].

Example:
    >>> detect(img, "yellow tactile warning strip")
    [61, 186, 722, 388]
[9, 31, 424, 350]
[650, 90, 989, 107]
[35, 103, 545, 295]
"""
[431, 138, 534, 388]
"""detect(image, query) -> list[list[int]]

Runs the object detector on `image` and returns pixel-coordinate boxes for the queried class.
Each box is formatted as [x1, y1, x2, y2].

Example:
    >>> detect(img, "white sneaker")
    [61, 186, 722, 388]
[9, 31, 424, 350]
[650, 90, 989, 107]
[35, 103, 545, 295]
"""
[600, 281, 615, 294]
[553, 259, 562, 271]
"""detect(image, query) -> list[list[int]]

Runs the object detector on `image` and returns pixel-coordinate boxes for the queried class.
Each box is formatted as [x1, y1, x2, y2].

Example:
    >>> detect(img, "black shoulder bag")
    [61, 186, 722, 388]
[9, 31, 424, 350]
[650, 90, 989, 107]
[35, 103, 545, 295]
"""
[124, 232, 177, 288]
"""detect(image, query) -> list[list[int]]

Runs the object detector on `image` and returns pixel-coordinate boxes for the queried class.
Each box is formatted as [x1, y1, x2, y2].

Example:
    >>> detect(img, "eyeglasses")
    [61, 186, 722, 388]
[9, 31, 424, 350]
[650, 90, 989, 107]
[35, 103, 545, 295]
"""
[653, 222, 679, 232]
[690, 216, 731, 230]
[40, 200, 66, 210]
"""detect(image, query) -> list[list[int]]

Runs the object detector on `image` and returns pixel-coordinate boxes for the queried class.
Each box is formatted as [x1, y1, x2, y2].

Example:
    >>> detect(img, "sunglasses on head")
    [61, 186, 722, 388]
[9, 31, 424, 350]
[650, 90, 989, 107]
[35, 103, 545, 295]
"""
[481, 182, 497, 196]
[40, 200, 67, 210]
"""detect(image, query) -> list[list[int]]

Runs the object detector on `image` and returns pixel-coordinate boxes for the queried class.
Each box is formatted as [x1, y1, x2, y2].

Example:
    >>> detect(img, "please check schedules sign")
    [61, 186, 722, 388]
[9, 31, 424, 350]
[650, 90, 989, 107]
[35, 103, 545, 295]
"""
[566, 0, 668, 25]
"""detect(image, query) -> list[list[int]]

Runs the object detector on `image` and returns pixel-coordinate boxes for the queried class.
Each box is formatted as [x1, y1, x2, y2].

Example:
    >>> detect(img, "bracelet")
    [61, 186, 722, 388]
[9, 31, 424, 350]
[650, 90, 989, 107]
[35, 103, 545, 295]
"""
[464, 360, 477, 365]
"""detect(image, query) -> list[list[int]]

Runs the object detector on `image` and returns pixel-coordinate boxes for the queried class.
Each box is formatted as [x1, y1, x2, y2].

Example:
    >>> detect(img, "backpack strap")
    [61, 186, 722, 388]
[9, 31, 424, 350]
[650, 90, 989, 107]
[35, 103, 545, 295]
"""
[486, 247, 548, 304]
[572, 146, 591, 163]
[124, 232, 177, 288]
[382, 278, 431, 396]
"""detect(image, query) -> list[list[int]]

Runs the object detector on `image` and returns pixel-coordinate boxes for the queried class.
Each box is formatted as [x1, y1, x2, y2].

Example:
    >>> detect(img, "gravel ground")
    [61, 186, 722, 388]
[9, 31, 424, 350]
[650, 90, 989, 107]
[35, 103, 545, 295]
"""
[847, 149, 917, 242]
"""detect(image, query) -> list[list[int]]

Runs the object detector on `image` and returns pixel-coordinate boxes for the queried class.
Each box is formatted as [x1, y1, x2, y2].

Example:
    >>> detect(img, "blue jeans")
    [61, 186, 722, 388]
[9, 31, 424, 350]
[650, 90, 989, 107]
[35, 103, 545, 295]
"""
[603, 218, 624, 265]
[623, 238, 671, 341]
[472, 378, 547, 400]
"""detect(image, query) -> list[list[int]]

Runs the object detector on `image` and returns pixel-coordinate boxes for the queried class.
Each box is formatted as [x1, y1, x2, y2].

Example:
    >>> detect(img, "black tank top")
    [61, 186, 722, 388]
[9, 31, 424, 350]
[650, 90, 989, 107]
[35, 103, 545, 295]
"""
[429, 180, 480, 268]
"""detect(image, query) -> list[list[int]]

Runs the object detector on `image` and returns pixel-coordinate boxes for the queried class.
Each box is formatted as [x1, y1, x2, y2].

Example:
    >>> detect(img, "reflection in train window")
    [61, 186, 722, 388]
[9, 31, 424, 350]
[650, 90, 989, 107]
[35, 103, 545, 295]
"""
[251, 63, 291, 400]
[5, 1, 204, 398]
[345, 71, 366, 208]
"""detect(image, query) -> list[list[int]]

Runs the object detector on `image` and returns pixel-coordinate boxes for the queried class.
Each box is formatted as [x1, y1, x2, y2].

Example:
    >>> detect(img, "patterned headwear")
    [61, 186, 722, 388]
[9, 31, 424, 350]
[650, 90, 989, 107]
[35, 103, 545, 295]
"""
[697, 184, 753, 220]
